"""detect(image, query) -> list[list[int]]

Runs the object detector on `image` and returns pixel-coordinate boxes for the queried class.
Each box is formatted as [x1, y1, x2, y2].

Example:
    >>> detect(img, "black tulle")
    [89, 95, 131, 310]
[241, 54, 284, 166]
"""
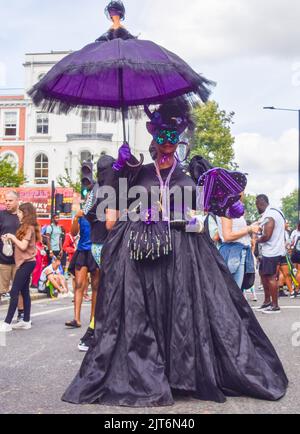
[25, 95, 145, 123]
[28, 66, 212, 121]
[96, 27, 136, 42]
[27, 27, 214, 122]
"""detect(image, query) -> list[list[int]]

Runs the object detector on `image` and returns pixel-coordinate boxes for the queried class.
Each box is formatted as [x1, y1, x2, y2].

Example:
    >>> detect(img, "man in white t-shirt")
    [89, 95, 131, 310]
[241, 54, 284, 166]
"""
[256, 195, 287, 314]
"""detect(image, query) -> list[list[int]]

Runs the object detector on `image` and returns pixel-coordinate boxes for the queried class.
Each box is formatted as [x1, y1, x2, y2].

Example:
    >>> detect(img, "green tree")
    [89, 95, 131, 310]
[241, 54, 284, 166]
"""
[281, 190, 298, 229]
[244, 194, 259, 223]
[57, 165, 98, 194]
[0, 155, 26, 187]
[57, 169, 81, 193]
[190, 101, 237, 170]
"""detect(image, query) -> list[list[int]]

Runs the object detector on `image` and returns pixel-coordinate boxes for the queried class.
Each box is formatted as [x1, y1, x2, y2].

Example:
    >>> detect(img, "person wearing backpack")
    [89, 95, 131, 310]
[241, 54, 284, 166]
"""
[256, 195, 290, 314]
[45, 214, 66, 267]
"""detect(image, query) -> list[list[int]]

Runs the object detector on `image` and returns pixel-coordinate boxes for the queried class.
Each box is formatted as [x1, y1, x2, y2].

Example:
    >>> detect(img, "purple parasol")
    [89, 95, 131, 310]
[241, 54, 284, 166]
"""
[28, 1, 213, 167]
[28, 38, 212, 117]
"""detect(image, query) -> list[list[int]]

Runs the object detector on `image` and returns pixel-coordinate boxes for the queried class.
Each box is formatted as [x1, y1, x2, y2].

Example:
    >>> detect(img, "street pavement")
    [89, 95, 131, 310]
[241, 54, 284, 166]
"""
[0, 290, 300, 414]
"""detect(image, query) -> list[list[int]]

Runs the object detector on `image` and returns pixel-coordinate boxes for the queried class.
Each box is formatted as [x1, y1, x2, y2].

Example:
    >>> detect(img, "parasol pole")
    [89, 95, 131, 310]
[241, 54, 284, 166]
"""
[119, 67, 127, 143]
[121, 107, 127, 143]
[118, 65, 144, 167]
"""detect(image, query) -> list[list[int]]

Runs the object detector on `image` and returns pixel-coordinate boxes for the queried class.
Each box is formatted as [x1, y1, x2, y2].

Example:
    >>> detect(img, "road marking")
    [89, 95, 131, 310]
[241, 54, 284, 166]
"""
[31, 305, 89, 318]
[0, 304, 89, 319]
[253, 306, 300, 310]
[0, 298, 66, 312]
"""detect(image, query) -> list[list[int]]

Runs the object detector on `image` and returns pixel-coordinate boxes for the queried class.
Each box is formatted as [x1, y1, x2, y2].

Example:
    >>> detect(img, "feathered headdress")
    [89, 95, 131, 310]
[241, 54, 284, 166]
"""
[144, 97, 195, 137]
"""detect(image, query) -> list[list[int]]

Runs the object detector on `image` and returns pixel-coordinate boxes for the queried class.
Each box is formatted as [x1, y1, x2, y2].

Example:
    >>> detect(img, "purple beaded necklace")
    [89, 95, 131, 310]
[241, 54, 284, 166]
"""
[154, 158, 177, 223]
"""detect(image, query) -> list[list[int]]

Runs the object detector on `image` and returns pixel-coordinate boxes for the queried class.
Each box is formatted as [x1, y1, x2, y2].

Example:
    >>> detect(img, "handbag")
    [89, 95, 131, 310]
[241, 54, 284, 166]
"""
[2, 239, 13, 257]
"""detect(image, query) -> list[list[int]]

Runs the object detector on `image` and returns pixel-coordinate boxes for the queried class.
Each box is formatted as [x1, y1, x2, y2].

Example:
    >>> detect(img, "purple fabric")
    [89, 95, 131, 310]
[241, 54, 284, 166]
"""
[199, 168, 247, 217]
[113, 142, 132, 171]
[225, 201, 245, 219]
[108, 8, 121, 16]
[28, 38, 212, 113]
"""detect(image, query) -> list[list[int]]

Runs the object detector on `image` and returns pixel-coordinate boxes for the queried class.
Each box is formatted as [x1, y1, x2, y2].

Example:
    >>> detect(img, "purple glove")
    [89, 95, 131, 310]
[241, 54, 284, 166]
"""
[225, 201, 245, 219]
[113, 142, 132, 171]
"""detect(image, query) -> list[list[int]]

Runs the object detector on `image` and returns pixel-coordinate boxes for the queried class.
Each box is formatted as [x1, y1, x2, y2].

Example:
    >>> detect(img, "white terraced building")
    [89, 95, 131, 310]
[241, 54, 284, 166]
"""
[0, 51, 152, 188]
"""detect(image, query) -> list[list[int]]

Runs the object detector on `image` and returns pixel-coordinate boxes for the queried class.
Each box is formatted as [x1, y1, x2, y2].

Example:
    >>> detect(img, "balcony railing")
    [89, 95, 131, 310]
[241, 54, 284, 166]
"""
[66, 133, 113, 142]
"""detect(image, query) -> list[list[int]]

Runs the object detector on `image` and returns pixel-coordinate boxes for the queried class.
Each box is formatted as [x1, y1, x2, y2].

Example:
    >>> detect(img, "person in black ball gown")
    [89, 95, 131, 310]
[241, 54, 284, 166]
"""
[62, 98, 288, 407]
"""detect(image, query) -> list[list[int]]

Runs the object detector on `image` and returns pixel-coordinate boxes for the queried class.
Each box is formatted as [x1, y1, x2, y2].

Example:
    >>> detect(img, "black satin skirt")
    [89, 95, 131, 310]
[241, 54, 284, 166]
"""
[62, 221, 288, 407]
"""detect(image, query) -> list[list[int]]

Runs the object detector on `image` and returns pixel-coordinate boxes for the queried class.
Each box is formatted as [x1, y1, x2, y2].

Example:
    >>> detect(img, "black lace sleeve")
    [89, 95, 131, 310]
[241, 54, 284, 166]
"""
[116, 155, 144, 187]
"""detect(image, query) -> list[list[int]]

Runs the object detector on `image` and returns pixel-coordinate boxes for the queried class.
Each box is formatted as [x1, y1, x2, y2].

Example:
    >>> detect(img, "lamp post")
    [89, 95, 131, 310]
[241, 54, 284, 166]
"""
[51, 181, 55, 220]
[263, 106, 300, 219]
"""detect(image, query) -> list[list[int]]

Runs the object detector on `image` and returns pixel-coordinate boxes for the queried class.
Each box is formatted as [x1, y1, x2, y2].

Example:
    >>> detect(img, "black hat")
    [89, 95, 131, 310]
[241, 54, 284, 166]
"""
[145, 97, 194, 138]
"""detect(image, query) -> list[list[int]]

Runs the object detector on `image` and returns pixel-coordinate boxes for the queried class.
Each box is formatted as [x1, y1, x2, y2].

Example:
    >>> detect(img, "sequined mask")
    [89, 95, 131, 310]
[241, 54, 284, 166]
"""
[154, 129, 180, 146]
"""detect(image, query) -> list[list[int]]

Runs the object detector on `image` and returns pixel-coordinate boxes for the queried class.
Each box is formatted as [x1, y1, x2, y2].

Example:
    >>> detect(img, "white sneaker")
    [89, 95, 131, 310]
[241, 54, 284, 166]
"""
[58, 292, 70, 299]
[261, 306, 281, 314]
[12, 321, 32, 330]
[0, 322, 13, 332]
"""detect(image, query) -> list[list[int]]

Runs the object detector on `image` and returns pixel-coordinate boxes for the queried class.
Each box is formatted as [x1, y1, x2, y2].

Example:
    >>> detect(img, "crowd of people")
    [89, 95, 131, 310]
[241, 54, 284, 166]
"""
[0, 178, 299, 341]
[0, 190, 107, 352]
[215, 194, 300, 314]
[0, 0, 293, 410]
[1, 187, 300, 340]
[0, 100, 290, 406]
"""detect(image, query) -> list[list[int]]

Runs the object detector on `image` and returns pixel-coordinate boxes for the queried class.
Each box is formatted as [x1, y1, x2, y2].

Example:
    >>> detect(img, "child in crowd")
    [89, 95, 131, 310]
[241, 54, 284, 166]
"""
[39, 256, 69, 298]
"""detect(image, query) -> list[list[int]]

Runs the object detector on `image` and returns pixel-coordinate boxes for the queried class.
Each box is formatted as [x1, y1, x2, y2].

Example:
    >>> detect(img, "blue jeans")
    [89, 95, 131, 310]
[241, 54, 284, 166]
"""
[232, 249, 247, 289]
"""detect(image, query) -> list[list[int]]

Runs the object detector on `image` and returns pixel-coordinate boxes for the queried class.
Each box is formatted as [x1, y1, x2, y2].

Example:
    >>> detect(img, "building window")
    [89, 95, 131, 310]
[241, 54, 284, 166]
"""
[82, 110, 97, 135]
[80, 151, 92, 163]
[4, 112, 17, 137]
[36, 113, 49, 135]
[34, 153, 49, 185]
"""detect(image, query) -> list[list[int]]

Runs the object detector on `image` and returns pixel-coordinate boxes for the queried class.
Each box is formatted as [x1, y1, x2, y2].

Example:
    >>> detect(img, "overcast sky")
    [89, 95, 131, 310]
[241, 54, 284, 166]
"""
[1, 0, 300, 207]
